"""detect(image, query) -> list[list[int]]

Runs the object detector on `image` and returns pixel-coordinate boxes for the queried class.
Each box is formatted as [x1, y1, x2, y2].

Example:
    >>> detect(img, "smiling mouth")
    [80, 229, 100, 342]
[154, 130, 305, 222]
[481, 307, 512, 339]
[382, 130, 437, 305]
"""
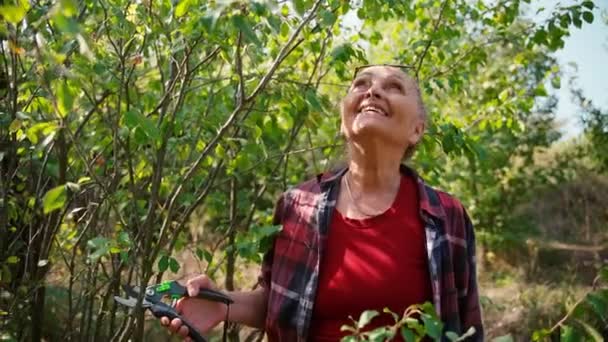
[358, 105, 388, 117]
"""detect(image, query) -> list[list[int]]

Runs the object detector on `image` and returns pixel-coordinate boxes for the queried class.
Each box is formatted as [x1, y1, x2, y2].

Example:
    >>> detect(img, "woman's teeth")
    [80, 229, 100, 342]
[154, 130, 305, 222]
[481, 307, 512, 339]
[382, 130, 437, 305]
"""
[360, 106, 387, 116]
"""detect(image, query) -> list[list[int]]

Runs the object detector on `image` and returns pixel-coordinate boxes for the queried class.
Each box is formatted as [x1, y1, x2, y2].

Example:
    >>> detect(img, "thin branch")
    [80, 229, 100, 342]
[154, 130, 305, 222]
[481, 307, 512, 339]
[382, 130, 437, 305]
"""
[548, 276, 606, 334]
[415, 0, 450, 79]
[73, 90, 112, 140]
[235, 31, 246, 106]
[245, 0, 324, 102]
[145, 46, 219, 118]
[426, 37, 502, 80]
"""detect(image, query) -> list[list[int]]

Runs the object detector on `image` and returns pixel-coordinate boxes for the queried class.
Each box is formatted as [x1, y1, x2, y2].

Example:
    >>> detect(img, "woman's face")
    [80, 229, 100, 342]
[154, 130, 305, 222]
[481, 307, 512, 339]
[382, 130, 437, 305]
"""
[341, 66, 425, 151]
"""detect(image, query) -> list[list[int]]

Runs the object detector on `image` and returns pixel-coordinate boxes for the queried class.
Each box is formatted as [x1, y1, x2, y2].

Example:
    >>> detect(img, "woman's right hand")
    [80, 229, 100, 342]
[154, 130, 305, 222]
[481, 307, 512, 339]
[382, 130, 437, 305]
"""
[160, 275, 228, 341]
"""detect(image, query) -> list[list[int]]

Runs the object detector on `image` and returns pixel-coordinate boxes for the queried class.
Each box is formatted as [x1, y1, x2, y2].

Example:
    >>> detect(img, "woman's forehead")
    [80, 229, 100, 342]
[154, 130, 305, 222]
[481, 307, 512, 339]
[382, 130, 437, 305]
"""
[356, 65, 413, 82]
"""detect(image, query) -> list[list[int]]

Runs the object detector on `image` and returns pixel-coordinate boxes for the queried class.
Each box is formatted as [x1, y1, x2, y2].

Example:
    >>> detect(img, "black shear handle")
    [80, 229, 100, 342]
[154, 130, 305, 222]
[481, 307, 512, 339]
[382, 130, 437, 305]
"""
[170, 282, 234, 305]
[150, 305, 206, 342]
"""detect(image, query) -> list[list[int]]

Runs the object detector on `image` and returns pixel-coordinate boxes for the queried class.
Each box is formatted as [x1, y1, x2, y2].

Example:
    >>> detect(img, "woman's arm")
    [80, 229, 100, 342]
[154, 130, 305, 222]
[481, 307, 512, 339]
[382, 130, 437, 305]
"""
[223, 286, 268, 328]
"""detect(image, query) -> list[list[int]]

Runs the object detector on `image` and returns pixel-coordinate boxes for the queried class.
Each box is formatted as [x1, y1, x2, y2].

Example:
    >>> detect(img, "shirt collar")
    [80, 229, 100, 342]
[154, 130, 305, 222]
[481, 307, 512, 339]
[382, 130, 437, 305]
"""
[316, 164, 446, 223]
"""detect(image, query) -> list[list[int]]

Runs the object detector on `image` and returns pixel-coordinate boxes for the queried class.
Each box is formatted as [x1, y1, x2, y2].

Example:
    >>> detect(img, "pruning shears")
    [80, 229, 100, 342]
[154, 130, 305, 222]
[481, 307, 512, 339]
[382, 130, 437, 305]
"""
[114, 280, 233, 342]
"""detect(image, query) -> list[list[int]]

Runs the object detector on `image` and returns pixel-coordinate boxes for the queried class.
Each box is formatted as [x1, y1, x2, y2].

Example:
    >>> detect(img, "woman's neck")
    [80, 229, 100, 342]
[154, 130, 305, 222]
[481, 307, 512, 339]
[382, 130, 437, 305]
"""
[347, 141, 403, 194]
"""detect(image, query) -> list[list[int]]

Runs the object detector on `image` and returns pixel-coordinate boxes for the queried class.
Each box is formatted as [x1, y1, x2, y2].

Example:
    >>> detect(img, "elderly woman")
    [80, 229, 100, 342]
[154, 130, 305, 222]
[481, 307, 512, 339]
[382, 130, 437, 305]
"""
[161, 65, 483, 341]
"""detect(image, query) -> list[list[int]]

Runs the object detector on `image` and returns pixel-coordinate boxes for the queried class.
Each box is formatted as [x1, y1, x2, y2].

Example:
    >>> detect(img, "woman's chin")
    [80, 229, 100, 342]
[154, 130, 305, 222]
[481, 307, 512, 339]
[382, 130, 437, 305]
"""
[352, 121, 388, 136]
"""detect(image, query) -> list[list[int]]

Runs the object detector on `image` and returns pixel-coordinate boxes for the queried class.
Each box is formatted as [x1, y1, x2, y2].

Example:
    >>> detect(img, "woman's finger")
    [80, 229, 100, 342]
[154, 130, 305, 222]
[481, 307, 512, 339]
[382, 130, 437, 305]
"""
[174, 297, 185, 313]
[178, 325, 189, 338]
[185, 274, 214, 297]
[160, 316, 170, 326]
[169, 318, 182, 333]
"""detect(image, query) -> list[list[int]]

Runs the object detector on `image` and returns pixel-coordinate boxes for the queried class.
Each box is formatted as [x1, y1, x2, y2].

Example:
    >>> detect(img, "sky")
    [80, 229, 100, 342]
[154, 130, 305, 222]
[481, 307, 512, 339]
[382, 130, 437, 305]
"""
[526, 0, 608, 139]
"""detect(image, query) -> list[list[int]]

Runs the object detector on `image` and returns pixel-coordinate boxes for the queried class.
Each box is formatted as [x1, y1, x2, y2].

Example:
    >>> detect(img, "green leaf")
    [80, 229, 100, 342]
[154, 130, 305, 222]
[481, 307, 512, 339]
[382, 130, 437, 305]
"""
[124, 111, 160, 143]
[6, 256, 19, 264]
[401, 327, 416, 341]
[158, 255, 169, 272]
[532, 328, 551, 341]
[368, 327, 393, 341]
[600, 267, 608, 282]
[586, 292, 607, 319]
[582, 11, 594, 24]
[305, 89, 324, 112]
[357, 310, 379, 329]
[532, 29, 547, 44]
[441, 130, 456, 154]
[280, 22, 289, 37]
[582, 1, 595, 10]
[559, 14, 571, 28]
[575, 319, 602, 342]
[215, 144, 225, 158]
[196, 248, 213, 263]
[0, 5, 27, 24]
[77, 176, 91, 184]
[534, 85, 548, 97]
[1, 265, 12, 283]
[233, 15, 262, 47]
[340, 324, 356, 333]
[118, 232, 132, 248]
[560, 325, 574, 342]
[420, 302, 438, 317]
[255, 225, 282, 237]
[293, 0, 307, 15]
[56, 82, 74, 117]
[421, 313, 443, 340]
[277, 112, 293, 131]
[498, 89, 509, 102]
[551, 76, 561, 89]
[175, 0, 193, 18]
[26, 122, 58, 144]
[42, 185, 67, 214]
[320, 8, 337, 26]
[8, 119, 21, 133]
[119, 251, 129, 263]
[53, 13, 79, 34]
[59, 0, 78, 16]
[87, 237, 110, 261]
[169, 257, 180, 273]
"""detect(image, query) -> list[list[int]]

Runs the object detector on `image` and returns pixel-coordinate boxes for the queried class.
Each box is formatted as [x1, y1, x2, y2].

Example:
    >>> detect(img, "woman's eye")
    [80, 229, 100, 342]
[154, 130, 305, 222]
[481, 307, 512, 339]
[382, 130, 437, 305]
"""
[351, 79, 368, 90]
[386, 82, 403, 92]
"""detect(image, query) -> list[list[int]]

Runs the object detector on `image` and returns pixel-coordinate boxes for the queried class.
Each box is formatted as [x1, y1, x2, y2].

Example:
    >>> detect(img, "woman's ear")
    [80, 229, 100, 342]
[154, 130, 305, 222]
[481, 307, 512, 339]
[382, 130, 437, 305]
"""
[410, 118, 426, 145]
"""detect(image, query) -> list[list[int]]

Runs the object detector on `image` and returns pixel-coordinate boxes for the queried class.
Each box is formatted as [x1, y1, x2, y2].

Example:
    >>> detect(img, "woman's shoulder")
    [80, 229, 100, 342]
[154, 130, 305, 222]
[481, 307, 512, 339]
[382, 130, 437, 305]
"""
[415, 178, 473, 231]
[434, 187, 466, 212]
[287, 168, 343, 193]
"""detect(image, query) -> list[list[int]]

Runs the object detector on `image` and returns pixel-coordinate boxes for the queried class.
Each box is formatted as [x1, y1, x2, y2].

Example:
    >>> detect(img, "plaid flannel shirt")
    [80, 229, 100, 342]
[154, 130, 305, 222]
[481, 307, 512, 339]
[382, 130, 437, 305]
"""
[259, 165, 483, 341]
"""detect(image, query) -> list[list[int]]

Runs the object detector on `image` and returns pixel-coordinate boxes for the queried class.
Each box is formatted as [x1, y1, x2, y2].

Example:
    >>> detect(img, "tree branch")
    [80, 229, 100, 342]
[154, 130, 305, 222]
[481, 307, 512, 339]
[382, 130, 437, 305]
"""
[415, 0, 450, 79]
[245, 0, 324, 102]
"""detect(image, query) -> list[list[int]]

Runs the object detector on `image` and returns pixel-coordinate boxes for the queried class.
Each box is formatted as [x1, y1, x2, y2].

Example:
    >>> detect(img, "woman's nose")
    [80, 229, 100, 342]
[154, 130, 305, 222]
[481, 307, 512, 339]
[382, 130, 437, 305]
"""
[365, 82, 382, 99]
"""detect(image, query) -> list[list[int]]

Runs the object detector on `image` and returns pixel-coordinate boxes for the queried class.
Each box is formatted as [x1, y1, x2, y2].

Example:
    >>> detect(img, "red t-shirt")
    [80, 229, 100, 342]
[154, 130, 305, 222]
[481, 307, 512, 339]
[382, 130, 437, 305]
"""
[309, 174, 432, 341]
